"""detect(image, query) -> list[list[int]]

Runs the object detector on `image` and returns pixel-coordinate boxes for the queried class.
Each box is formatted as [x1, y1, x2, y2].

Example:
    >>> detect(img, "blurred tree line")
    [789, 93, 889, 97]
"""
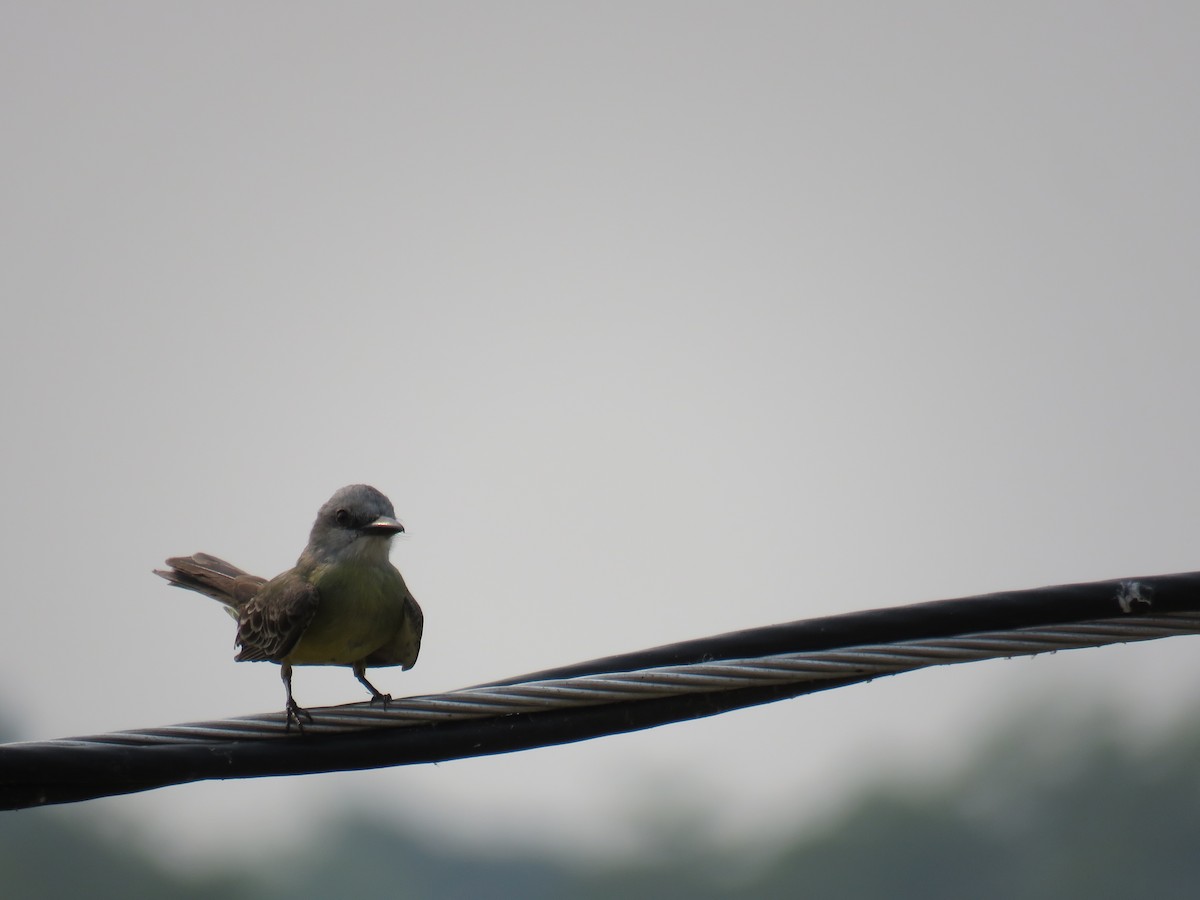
[3, 703, 1200, 899]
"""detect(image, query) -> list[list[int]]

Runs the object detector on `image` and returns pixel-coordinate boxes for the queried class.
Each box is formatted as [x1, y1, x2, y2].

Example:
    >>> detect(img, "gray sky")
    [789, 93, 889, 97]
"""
[4, 1, 1200, 864]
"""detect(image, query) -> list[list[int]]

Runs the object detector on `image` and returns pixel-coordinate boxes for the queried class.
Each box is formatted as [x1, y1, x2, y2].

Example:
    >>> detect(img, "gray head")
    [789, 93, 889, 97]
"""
[303, 484, 404, 564]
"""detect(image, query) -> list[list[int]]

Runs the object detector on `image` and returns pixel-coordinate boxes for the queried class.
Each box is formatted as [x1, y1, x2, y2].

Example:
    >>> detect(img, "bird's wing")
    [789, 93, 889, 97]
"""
[402, 595, 425, 669]
[234, 572, 320, 662]
[363, 591, 425, 670]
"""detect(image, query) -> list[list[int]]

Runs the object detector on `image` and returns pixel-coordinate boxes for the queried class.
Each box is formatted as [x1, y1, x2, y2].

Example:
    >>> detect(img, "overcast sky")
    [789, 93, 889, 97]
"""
[3, 0, 1200, 865]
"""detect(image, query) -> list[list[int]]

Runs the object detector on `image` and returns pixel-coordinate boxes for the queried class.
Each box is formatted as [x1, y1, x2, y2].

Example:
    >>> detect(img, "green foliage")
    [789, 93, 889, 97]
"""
[0, 809, 255, 900]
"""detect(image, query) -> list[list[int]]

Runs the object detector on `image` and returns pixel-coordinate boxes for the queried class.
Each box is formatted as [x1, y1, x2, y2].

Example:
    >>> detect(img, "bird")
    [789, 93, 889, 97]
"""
[155, 484, 424, 731]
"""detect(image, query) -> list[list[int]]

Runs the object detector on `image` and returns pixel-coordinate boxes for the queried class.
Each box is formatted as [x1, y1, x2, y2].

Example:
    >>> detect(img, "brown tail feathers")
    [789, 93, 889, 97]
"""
[154, 552, 267, 613]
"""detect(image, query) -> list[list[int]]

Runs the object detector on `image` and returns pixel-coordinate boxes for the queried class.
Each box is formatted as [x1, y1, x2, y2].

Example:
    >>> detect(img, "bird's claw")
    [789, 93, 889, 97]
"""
[369, 691, 393, 709]
[285, 700, 314, 734]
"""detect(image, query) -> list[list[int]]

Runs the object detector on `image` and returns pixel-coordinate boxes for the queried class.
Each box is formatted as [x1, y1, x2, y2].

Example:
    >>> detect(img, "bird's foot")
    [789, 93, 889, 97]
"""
[354, 665, 392, 707]
[285, 700, 314, 734]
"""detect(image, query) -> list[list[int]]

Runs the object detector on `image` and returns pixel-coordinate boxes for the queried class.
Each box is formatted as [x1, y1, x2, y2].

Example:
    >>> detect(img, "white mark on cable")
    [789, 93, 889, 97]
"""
[1117, 581, 1154, 613]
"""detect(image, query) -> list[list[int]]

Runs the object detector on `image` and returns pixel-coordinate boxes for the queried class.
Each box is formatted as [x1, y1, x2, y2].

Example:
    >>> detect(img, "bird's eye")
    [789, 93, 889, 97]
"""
[335, 508, 351, 526]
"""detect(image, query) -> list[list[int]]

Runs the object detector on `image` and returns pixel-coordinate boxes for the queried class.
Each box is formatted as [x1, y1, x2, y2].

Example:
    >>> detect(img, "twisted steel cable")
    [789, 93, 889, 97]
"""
[72, 611, 1200, 746]
[3, 571, 1200, 809]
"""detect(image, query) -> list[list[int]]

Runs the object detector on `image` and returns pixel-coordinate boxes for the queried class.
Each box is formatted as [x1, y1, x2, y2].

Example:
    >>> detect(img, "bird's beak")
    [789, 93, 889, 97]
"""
[363, 515, 405, 536]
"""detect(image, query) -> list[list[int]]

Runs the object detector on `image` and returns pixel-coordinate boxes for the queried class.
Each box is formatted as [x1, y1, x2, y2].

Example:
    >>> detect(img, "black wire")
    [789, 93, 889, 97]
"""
[2, 569, 1197, 811]
[0, 676, 858, 810]
[478, 570, 1194, 685]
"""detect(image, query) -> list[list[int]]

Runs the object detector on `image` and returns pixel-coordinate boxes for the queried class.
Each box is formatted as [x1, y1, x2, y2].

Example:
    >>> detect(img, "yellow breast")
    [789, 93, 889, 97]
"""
[285, 563, 410, 665]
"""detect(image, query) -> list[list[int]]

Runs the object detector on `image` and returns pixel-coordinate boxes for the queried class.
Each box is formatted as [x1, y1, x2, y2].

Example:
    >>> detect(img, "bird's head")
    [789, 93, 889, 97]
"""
[305, 484, 405, 565]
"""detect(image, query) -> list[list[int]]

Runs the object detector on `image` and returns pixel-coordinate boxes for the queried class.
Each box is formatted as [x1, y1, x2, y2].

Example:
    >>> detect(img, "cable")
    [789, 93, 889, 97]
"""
[1, 572, 1196, 810]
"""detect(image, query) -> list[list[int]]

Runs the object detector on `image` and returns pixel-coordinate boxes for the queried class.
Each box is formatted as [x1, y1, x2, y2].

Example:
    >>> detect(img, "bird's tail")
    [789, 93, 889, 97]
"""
[154, 553, 267, 617]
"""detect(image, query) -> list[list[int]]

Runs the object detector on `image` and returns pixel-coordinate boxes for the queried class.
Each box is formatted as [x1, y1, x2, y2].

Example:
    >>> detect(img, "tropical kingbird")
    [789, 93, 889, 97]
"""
[156, 484, 424, 730]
